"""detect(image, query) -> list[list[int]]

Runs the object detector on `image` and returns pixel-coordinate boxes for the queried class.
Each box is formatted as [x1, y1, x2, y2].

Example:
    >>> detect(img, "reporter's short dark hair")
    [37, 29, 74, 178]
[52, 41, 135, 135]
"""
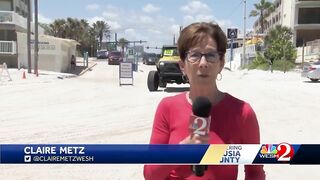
[177, 22, 227, 62]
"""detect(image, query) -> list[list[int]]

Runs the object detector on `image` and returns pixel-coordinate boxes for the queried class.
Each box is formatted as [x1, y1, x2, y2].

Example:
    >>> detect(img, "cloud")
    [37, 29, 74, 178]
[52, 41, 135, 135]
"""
[87, 16, 122, 31]
[85, 4, 176, 47]
[87, 16, 105, 26]
[183, 14, 215, 25]
[142, 4, 160, 13]
[37, 13, 52, 24]
[169, 24, 181, 35]
[86, 4, 100, 11]
[84, 2, 235, 50]
[169, 18, 175, 23]
[216, 20, 232, 30]
[102, 11, 119, 20]
[139, 16, 153, 24]
[107, 20, 122, 30]
[124, 28, 136, 35]
[181, 1, 220, 28]
[147, 29, 162, 34]
[180, 0, 231, 32]
[180, 1, 211, 15]
[183, 15, 194, 23]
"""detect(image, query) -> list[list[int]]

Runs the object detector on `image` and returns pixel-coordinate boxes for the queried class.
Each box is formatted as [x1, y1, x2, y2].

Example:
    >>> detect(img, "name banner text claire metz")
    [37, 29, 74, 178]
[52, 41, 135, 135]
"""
[0, 144, 319, 164]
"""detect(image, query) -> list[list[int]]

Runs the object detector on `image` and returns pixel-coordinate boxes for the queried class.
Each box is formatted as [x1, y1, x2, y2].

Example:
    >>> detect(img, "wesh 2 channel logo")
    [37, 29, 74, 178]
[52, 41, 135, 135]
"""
[259, 143, 294, 162]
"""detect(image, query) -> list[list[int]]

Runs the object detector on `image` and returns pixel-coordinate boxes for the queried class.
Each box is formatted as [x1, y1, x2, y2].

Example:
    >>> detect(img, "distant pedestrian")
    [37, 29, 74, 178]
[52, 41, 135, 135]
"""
[71, 55, 76, 70]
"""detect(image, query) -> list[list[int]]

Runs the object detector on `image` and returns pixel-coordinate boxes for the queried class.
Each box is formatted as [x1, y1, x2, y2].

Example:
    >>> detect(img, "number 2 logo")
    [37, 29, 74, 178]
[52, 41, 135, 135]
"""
[276, 143, 294, 162]
[193, 117, 208, 136]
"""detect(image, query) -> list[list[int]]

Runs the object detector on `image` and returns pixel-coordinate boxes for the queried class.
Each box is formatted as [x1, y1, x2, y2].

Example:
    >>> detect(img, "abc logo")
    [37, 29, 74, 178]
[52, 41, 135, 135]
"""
[276, 143, 294, 162]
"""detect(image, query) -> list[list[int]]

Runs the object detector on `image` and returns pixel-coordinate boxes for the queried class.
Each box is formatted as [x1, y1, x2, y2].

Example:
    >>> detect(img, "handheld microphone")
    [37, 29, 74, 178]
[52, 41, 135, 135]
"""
[189, 96, 212, 177]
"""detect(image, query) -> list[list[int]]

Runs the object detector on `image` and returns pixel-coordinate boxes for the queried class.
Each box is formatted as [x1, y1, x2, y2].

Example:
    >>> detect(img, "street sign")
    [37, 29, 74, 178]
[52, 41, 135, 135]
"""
[127, 49, 135, 60]
[227, 28, 237, 70]
[227, 28, 238, 39]
[119, 62, 133, 86]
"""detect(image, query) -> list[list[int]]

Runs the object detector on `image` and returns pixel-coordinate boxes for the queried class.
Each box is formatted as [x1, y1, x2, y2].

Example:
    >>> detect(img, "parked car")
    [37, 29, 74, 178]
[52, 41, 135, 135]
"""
[108, 51, 123, 65]
[142, 53, 158, 65]
[301, 60, 320, 82]
[97, 50, 108, 59]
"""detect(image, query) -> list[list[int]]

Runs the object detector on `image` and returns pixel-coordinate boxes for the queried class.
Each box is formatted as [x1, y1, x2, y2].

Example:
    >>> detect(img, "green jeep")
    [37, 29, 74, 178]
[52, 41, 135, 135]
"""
[147, 45, 188, 91]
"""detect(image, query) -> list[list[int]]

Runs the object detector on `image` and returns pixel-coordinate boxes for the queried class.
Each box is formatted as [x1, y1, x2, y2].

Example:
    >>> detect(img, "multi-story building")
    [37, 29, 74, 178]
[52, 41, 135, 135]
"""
[1, 0, 79, 73]
[0, 0, 32, 67]
[253, 0, 320, 47]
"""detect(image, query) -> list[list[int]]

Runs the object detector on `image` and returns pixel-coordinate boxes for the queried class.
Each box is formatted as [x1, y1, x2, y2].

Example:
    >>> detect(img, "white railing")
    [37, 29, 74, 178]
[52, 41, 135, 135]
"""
[0, 11, 27, 30]
[226, 44, 257, 61]
[0, 11, 13, 23]
[0, 41, 17, 55]
[296, 39, 320, 63]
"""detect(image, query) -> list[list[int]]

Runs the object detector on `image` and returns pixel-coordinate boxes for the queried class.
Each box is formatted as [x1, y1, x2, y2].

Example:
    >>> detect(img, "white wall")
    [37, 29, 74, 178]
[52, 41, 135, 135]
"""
[17, 32, 77, 73]
[225, 44, 257, 70]
[282, 0, 294, 28]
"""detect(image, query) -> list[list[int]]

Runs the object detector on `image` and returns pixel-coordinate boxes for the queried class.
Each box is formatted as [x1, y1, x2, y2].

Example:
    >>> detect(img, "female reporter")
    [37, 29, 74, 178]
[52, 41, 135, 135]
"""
[144, 22, 265, 180]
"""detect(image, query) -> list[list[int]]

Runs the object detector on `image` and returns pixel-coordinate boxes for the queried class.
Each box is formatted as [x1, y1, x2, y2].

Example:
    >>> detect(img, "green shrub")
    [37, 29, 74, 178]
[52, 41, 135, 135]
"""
[272, 60, 295, 72]
[256, 63, 270, 70]
[248, 53, 268, 70]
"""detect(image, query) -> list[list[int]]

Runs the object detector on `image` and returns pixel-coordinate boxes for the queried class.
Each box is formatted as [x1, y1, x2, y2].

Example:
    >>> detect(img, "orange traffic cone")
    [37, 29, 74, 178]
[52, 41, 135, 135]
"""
[22, 71, 26, 79]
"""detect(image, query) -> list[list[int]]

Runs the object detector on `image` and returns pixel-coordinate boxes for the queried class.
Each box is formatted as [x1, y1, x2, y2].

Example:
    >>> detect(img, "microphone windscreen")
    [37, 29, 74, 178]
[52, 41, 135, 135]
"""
[192, 96, 212, 117]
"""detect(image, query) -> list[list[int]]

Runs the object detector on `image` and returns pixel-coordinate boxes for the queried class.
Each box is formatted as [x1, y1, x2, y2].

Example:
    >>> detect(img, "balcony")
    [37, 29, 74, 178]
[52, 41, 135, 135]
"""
[0, 11, 27, 30]
[0, 41, 17, 55]
[296, 0, 320, 7]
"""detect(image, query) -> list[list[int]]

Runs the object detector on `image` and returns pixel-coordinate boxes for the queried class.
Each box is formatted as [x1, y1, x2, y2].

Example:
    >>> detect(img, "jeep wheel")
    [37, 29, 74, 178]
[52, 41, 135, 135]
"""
[159, 81, 167, 88]
[147, 71, 159, 91]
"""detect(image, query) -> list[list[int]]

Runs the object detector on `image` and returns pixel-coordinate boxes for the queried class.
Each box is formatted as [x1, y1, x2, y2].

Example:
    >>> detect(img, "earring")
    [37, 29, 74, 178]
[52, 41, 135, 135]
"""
[216, 73, 222, 81]
[182, 74, 188, 82]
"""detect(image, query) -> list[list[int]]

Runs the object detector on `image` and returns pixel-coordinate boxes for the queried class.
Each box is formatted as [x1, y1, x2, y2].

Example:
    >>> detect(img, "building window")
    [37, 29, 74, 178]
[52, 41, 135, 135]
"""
[298, 8, 320, 24]
[0, 0, 13, 11]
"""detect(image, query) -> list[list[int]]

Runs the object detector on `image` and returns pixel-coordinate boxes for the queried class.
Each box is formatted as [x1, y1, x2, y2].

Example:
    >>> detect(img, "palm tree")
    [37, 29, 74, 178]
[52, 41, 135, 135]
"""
[268, 5, 275, 30]
[79, 20, 96, 56]
[249, 0, 273, 34]
[39, 23, 51, 35]
[65, 18, 78, 40]
[93, 21, 110, 50]
[117, 38, 129, 55]
[78, 19, 91, 45]
[49, 19, 66, 38]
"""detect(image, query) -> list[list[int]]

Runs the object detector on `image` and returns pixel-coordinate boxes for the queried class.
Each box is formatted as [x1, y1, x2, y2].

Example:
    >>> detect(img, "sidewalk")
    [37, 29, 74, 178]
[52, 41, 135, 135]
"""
[0, 58, 97, 86]
[69, 57, 97, 76]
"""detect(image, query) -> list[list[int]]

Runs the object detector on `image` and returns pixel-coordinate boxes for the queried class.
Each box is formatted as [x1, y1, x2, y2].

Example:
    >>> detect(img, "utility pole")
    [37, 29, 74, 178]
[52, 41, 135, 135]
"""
[34, 0, 39, 76]
[173, 34, 175, 45]
[243, 0, 247, 67]
[115, 33, 118, 49]
[27, 0, 31, 73]
[302, 39, 305, 69]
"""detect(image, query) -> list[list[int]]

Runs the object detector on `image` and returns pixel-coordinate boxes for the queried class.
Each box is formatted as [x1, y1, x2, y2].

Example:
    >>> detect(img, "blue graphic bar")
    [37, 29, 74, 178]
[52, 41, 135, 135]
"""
[1, 144, 320, 164]
[0, 144, 208, 164]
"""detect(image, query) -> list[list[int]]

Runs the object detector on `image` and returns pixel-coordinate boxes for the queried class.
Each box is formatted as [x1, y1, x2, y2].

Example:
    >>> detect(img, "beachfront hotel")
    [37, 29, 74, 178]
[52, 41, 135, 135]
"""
[0, 0, 32, 67]
[252, 0, 320, 47]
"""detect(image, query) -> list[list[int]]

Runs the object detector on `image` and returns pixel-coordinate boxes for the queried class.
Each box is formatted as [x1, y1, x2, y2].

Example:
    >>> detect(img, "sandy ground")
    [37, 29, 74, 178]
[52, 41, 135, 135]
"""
[0, 59, 320, 179]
